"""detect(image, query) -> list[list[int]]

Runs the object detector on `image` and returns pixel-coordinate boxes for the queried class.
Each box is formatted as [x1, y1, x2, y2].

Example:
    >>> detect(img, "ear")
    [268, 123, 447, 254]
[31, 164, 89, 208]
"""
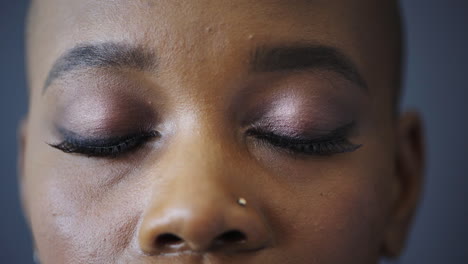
[382, 111, 425, 258]
[18, 117, 30, 222]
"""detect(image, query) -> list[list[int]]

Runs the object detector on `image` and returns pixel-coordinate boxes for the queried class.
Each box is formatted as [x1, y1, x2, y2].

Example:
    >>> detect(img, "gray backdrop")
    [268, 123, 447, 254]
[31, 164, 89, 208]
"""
[1, 1, 467, 263]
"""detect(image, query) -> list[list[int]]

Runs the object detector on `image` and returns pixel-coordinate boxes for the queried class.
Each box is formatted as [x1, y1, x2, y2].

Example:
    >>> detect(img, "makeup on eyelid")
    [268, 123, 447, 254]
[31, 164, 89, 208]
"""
[45, 65, 362, 153]
[43, 67, 163, 134]
[238, 70, 363, 133]
[245, 91, 357, 138]
[52, 92, 157, 138]
[46, 81, 362, 158]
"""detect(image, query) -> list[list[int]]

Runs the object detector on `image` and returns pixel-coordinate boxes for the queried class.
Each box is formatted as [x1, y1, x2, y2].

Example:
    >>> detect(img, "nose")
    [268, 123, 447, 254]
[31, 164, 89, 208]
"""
[138, 196, 270, 255]
[137, 141, 271, 255]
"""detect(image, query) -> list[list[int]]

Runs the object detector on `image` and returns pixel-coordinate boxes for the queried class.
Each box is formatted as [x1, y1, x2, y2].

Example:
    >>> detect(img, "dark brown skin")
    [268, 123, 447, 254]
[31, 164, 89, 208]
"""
[20, 0, 425, 263]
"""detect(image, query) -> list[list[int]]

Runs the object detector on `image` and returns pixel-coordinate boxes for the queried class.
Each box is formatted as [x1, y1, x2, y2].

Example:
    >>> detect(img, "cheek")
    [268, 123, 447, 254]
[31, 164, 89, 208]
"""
[267, 167, 388, 264]
[25, 159, 145, 264]
[290, 187, 379, 263]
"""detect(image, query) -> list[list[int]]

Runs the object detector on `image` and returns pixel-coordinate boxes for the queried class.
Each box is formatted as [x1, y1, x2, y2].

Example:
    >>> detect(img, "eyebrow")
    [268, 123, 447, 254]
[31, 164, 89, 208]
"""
[43, 42, 367, 93]
[251, 44, 367, 90]
[43, 42, 157, 92]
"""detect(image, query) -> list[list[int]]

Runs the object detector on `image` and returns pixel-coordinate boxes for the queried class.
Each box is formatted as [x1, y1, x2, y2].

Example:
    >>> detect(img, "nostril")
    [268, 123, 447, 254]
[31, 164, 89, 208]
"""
[215, 230, 247, 246]
[156, 233, 184, 248]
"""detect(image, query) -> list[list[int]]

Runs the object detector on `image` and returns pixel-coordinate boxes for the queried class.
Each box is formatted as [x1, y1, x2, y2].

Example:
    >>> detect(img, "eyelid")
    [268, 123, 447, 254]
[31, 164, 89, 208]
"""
[247, 121, 356, 141]
[246, 121, 361, 156]
[49, 129, 160, 157]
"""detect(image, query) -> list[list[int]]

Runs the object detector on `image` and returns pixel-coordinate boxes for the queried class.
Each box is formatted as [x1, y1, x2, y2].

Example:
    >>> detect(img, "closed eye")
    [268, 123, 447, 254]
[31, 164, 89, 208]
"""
[246, 122, 362, 156]
[48, 130, 160, 158]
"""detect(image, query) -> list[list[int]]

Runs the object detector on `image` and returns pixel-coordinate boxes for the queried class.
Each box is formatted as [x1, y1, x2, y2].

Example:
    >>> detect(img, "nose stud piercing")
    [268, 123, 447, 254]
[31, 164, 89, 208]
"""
[237, 197, 247, 207]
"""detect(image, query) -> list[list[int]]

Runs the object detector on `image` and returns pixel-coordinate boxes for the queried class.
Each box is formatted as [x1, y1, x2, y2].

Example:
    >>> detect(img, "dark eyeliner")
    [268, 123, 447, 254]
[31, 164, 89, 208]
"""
[49, 129, 160, 157]
[246, 122, 362, 156]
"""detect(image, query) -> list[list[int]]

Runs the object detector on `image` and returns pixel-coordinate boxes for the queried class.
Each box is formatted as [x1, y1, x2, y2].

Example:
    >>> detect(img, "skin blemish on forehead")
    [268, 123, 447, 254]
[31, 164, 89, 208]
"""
[205, 26, 214, 33]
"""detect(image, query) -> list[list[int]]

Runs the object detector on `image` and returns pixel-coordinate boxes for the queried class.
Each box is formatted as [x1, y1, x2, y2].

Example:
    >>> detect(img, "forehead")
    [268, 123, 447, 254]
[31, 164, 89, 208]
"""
[41, 0, 366, 32]
[35, 0, 365, 52]
[28, 0, 396, 102]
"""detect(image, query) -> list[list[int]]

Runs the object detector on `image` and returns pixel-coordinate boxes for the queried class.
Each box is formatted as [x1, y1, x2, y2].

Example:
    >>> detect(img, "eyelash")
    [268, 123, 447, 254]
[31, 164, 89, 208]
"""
[49, 124, 361, 158]
[49, 131, 159, 157]
[246, 123, 361, 156]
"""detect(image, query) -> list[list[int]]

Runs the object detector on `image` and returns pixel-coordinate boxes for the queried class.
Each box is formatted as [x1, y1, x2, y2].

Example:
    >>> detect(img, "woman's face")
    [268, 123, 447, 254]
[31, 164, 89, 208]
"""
[21, 0, 424, 263]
